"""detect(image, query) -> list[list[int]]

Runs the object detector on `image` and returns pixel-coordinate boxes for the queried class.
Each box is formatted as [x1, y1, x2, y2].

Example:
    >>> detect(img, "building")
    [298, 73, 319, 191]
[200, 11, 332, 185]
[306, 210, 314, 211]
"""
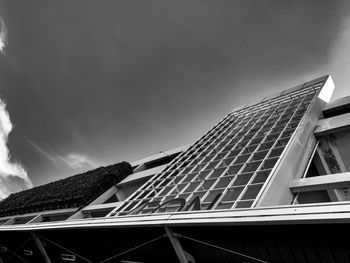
[1, 75, 350, 262]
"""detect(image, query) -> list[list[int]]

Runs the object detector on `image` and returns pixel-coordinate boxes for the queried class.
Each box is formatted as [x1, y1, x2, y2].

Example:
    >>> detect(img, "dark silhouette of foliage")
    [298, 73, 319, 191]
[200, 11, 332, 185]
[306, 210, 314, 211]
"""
[0, 162, 132, 217]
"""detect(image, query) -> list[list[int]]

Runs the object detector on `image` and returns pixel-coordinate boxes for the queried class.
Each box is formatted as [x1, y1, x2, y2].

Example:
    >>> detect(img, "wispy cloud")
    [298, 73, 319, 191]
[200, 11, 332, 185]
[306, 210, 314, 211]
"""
[0, 98, 32, 199]
[59, 153, 96, 170]
[27, 139, 59, 167]
[29, 139, 97, 173]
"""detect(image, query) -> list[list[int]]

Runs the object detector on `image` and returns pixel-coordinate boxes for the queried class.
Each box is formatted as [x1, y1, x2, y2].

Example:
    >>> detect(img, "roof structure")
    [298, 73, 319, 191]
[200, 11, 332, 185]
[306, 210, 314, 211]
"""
[2, 75, 350, 263]
[113, 75, 331, 216]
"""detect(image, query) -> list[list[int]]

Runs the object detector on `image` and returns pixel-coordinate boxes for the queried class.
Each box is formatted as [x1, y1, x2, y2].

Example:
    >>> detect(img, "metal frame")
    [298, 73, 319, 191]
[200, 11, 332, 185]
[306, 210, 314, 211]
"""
[110, 78, 328, 216]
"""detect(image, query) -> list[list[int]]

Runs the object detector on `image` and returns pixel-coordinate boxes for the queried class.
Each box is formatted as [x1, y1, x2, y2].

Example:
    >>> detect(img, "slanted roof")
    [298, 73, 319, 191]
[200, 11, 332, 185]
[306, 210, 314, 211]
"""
[0, 162, 132, 217]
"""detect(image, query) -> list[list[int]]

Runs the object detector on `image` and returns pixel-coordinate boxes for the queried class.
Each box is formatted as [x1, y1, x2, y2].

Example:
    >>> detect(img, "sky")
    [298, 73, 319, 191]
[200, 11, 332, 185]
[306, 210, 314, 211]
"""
[0, 1, 350, 197]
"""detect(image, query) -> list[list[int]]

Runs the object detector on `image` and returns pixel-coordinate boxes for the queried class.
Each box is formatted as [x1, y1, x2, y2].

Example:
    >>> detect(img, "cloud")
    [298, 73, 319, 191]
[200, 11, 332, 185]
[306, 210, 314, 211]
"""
[27, 139, 59, 168]
[29, 139, 97, 171]
[0, 16, 7, 53]
[59, 153, 96, 170]
[0, 98, 32, 199]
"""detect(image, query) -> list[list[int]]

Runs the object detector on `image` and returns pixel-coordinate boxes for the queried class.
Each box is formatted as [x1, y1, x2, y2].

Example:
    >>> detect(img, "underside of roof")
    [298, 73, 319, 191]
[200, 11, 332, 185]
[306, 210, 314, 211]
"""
[1, 223, 350, 263]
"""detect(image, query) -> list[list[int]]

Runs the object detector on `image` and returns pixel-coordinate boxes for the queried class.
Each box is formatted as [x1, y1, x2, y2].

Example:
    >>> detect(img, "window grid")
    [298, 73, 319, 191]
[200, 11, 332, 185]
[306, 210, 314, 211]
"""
[197, 104, 281, 209]
[215, 88, 316, 209]
[115, 82, 324, 215]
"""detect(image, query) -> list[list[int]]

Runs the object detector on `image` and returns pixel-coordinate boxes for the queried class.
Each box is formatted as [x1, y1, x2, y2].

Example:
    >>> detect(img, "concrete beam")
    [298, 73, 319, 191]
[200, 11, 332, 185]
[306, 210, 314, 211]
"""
[1, 218, 15, 225]
[82, 202, 123, 212]
[27, 215, 42, 224]
[118, 164, 167, 186]
[290, 172, 350, 193]
[314, 112, 350, 136]
[88, 186, 118, 205]
[133, 163, 146, 173]
[314, 147, 343, 202]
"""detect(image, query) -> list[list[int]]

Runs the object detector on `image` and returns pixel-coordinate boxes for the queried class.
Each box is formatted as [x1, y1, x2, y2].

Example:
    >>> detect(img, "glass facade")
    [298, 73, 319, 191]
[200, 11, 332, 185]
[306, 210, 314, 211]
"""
[115, 80, 326, 216]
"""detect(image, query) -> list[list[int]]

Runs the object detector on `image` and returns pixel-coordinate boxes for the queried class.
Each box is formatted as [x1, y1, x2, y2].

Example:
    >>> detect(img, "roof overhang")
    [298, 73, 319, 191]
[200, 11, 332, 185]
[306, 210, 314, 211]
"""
[1, 202, 350, 232]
